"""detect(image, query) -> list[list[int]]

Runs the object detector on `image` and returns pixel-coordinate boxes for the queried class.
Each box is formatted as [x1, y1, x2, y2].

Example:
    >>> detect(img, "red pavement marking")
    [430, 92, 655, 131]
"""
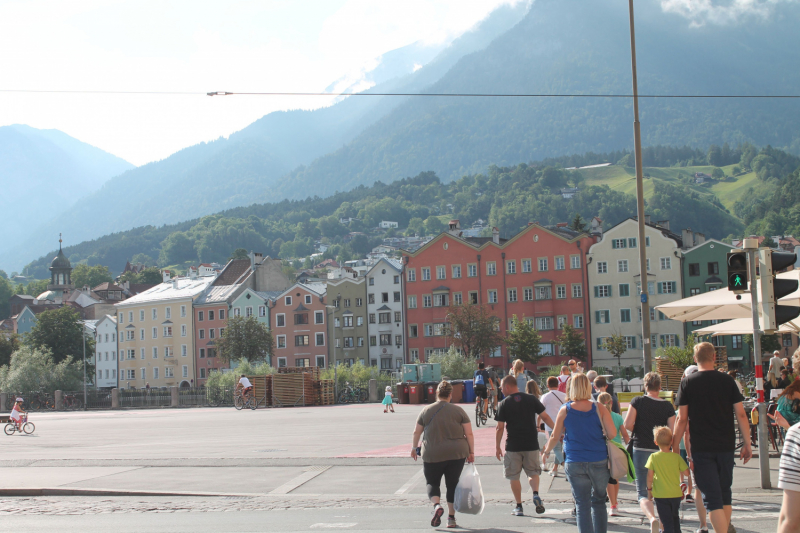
[337, 426, 506, 458]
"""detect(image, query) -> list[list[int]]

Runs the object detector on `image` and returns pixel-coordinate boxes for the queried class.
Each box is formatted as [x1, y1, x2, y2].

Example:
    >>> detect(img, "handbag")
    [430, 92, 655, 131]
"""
[596, 405, 630, 481]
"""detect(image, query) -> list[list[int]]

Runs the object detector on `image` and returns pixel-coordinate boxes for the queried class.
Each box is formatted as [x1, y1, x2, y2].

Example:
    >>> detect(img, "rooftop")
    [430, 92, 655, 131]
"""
[116, 277, 214, 306]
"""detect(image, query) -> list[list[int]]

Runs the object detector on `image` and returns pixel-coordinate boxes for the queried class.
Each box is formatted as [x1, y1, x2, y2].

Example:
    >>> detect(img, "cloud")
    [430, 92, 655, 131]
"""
[661, 0, 797, 26]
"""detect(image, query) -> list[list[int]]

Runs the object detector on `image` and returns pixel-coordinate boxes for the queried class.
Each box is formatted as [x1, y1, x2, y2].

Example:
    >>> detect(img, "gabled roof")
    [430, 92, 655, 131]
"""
[682, 238, 729, 255]
[93, 282, 124, 292]
[115, 277, 214, 307]
[213, 259, 252, 286]
[377, 305, 391, 311]
[275, 282, 327, 300]
[294, 304, 309, 312]
[367, 257, 403, 275]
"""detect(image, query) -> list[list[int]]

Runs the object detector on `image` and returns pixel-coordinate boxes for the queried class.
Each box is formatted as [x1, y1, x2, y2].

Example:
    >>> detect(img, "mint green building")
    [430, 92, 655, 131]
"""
[682, 238, 750, 369]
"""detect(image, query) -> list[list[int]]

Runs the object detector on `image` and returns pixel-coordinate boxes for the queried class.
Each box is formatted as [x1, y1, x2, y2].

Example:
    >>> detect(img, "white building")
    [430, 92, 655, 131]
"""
[365, 258, 405, 370]
[94, 315, 118, 388]
[587, 218, 685, 368]
[379, 221, 399, 229]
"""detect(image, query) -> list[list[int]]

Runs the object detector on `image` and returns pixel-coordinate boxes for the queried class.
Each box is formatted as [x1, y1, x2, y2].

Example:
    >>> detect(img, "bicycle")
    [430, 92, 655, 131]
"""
[475, 396, 488, 427]
[208, 388, 231, 407]
[29, 391, 55, 411]
[4, 414, 35, 435]
[63, 393, 82, 410]
[337, 382, 368, 404]
[234, 388, 256, 410]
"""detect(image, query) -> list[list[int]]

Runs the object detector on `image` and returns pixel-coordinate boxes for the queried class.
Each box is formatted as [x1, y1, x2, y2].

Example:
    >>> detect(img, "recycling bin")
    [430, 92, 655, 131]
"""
[462, 379, 475, 403]
[397, 382, 409, 404]
[425, 382, 438, 404]
[408, 383, 423, 404]
[450, 381, 463, 403]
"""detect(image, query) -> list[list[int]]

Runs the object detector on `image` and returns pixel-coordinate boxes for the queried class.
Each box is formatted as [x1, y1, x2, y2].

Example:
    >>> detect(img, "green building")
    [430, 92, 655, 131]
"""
[682, 239, 750, 369]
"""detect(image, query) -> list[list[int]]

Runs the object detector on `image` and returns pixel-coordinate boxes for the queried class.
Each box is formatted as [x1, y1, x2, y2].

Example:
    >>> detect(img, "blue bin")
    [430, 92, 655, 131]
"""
[462, 379, 475, 403]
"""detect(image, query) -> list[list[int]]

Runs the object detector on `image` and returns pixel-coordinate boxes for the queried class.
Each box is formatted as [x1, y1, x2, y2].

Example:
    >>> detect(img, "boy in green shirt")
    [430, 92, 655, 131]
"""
[646, 426, 691, 533]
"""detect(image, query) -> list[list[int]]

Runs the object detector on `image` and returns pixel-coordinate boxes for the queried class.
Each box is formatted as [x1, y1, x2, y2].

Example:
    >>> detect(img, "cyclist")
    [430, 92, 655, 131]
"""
[487, 365, 500, 412]
[474, 362, 491, 419]
[237, 375, 253, 404]
[10, 397, 26, 431]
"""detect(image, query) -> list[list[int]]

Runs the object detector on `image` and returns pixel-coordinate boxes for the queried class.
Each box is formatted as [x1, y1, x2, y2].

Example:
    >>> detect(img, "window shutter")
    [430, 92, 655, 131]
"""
[611, 240, 617, 249]
[607, 285, 612, 297]
[657, 282, 663, 294]
[594, 286, 599, 298]
[595, 311, 600, 323]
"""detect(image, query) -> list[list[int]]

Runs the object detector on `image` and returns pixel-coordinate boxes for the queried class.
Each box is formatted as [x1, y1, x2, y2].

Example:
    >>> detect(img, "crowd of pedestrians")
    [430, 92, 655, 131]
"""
[410, 343, 794, 532]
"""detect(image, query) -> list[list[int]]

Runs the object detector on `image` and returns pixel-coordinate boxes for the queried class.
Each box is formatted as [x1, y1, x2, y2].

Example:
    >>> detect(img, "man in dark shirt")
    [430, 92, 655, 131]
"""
[495, 375, 554, 517]
[673, 342, 752, 533]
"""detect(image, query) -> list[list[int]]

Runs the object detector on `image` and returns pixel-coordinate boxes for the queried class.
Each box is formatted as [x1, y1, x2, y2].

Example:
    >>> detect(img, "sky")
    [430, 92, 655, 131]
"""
[0, 0, 521, 166]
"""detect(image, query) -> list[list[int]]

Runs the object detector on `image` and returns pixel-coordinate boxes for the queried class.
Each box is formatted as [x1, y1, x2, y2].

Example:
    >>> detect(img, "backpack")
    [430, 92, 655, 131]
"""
[474, 370, 485, 386]
[557, 375, 568, 393]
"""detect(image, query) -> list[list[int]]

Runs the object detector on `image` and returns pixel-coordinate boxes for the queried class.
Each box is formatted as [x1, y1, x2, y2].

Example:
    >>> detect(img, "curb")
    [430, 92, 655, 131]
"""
[0, 488, 249, 497]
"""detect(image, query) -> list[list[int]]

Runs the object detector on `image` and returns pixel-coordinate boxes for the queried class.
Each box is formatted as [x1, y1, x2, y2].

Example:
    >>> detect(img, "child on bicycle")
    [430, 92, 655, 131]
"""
[382, 386, 395, 413]
[10, 398, 26, 430]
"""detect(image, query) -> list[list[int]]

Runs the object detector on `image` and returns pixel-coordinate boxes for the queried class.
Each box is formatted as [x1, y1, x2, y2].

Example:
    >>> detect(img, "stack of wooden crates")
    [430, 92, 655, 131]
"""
[245, 367, 335, 408]
[655, 346, 729, 393]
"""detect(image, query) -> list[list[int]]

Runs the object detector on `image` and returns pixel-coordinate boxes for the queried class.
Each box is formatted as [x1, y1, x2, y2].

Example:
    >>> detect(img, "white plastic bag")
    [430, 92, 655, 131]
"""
[453, 463, 485, 515]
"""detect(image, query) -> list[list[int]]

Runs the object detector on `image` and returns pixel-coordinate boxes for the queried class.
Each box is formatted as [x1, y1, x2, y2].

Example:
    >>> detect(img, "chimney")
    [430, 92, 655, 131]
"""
[681, 229, 694, 248]
[162, 270, 171, 282]
[644, 215, 651, 224]
[188, 267, 197, 279]
[657, 220, 670, 231]
[172, 279, 179, 290]
[556, 222, 568, 228]
[448, 219, 461, 236]
[591, 217, 603, 236]
[694, 232, 705, 245]
[492, 227, 500, 245]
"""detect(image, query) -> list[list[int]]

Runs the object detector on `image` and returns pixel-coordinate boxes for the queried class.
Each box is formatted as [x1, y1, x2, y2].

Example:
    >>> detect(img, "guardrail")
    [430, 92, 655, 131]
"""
[119, 388, 171, 408]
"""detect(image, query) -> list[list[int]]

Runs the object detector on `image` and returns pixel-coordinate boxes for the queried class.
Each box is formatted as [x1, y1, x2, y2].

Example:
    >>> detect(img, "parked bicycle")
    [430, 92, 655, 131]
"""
[233, 389, 257, 410]
[337, 382, 368, 404]
[4, 414, 35, 435]
[208, 388, 232, 407]
[29, 391, 55, 411]
[63, 393, 83, 410]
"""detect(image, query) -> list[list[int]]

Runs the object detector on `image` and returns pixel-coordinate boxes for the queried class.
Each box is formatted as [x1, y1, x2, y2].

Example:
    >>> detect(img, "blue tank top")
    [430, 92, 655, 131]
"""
[563, 402, 608, 463]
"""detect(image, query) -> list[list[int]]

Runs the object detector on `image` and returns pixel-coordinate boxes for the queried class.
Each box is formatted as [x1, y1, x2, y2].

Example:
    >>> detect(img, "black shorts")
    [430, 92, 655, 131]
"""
[474, 386, 488, 400]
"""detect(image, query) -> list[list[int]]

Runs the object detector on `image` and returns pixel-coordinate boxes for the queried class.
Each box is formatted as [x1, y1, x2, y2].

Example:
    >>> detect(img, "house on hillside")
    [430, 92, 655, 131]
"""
[560, 187, 580, 199]
[379, 221, 399, 229]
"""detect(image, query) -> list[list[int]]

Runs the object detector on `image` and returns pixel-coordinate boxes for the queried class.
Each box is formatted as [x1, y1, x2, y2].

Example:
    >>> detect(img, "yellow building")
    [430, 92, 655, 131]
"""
[115, 275, 213, 388]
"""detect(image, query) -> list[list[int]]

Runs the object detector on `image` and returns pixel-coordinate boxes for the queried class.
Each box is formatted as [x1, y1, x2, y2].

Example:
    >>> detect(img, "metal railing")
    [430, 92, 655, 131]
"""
[84, 389, 113, 409]
[119, 388, 171, 408]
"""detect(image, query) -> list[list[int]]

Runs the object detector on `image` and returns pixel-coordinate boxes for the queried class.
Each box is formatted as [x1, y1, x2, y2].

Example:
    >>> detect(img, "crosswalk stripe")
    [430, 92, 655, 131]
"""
[395, 468, 425, 495]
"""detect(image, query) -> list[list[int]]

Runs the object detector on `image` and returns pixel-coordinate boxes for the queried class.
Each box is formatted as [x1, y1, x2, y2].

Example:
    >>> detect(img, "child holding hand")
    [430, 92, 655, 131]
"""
[646, 426, 691, 533]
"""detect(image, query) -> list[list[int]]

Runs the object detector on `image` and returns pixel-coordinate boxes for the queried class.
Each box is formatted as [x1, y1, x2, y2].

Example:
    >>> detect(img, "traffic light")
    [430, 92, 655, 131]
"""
[727, 251, 748, 292]
[758, 249, 800, 332]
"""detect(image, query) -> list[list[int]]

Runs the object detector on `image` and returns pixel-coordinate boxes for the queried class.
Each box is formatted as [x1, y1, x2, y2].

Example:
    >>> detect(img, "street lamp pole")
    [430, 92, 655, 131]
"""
[82, 323, 87, 411]
[628, 0, 652, 374]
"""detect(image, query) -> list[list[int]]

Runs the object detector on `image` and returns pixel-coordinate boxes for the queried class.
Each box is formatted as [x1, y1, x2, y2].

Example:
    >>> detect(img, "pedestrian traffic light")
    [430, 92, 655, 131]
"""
[727, 251, 748, 292]
[758, 249, 800, 332]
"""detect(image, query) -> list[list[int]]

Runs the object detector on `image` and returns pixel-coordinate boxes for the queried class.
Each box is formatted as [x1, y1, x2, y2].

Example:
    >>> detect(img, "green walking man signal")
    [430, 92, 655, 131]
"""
[730, 274, 744, 288]
[727, 251, 748, 292]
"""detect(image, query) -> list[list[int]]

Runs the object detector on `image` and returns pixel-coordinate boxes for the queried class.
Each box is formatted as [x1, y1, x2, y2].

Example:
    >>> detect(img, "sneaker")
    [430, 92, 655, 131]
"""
[512, 504, 524, 516]
[686, 494, 695, 503]
[727, 525, 736, 533]
[650, 518, 660, 533]
[447, 517, 458, 528]
[533, 495, 545, 514]
[431, 504, 444, 527]
[571, 506, 576, 517]
[696, 528, 709, 533]
[609, 506, 619, 517]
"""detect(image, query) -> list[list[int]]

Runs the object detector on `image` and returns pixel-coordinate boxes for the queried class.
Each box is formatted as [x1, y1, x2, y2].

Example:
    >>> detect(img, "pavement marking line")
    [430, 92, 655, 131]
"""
[394, 468, 424, 495]
[309, 524, 358, 529]
[269, 466, 331, 495]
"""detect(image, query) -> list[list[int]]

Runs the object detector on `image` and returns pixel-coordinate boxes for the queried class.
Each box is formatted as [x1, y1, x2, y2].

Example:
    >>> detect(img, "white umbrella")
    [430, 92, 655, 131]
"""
[655, 270, 800, 323]
[692, 317, 800, 336]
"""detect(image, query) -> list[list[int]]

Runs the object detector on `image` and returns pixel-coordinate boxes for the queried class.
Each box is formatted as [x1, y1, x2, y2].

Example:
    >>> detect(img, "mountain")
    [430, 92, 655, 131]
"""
[0, 125, 134, 262]
[3, 2, 532, 271]
[274, 0, 800, 200]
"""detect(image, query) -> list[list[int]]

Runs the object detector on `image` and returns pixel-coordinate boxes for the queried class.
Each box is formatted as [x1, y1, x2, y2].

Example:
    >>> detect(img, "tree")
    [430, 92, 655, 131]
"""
[130, 253, 154, 266]
[229, 248, 249, 261]
[423, 216, 445, 235]
[711, 167, 725, 180]
[761, 236, 778, 249]
[0, 333, 20, 367]
[71, 264, 113, 289]
[25, 307, 94, 365]
[216, 316, 274, 364]
[569, 213, 588, 233]
[118, 267, 163, 285]
[446, 304, 505, 360]
[0, 345, 84, 394]
[506, 315, 542, 365]
[557, 324, 587, 362]
[658, 333, 699, 372]
[0, 276, 14, 319]
[0, 269, 7, 279]
[744, 333, 781, 357]
[601, 333, 627, 368]
[427, 346, 478, 379]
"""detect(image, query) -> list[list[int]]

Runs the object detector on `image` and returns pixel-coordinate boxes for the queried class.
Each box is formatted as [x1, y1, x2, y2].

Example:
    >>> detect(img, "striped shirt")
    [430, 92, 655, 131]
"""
[779, 423, 800, 493]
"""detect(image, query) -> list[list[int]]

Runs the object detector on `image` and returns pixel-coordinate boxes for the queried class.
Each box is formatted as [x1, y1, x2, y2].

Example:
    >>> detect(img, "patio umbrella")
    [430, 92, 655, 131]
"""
[655, 270, 800, 323]
[692, 317, 800, 336]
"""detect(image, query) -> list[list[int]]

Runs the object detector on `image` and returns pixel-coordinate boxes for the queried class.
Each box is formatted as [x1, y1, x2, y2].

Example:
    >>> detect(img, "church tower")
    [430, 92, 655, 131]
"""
[47, 233, 74, 297]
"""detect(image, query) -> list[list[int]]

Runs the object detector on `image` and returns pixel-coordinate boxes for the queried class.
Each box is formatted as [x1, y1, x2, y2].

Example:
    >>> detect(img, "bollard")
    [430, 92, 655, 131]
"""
[368, 379, 378, 403]
[170, 386, 179, 407]
[55, 390, 64, 411]
[111, 388, 119, 409]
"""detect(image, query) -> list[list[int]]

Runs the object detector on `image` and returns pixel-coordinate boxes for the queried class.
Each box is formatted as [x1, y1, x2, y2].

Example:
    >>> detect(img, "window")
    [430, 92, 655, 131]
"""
[628, 238, 637, 248]
[660, 257, 672, 270]
[408, 295, 417, 309]
[368, 313, 376, 324]
[620, 309, 631, 323]
[572, 284, 583, 298]
[646, 236, 651, 246]
[312, 332, 324, 346]
[152, 327, 158, 339]
[597, 262, 607, 274]
[233, 308, 241, 317]
[152, 308, 157, 320]
[294, 335, 310, 346]
[165, 307, 171, 319]
[200, 368, 206, 379]
[182, 366, 188, 378]
[256, 305, 265, 318]
[276, 314, 285, 327]
[357, 337, 364, 347]
[163, 326, 172, 338]
[594, 285, 612, 298]
[732, 335, 743, 350]
[538, 258, 548, 272]
[595, 310, 611, 324]
[467, 264, 477, 277]
[623, 336, 637, 349]
[140, 329, 145, 340]
[452, 265, 462, 278]
[198, 311, 205, 322]
[368, 277, 374, 286]
[370, 336, 377, 346]
[657, 281, 677, 294]
[181, 305, 186, 318]
[784, 334, 793, 347]
[708, 262, 719, 275]
[394, 291, 401, 302]
[219, 309, 225, 320]
[432, 323, 447, 336]
[199, 329, 205, 339]
[141, 368, 146, 380]
[453, 292, 463, 305]
[570, 255, 581, 269]
[535, 317, 554, 330]
[556, 285, 567, 299]
[486, 262, 497, 275]
[394, 311, 402, 322]
[557, 315, 568, 329]
[315, 311, 324, 324]
[395, 335, 402, 346]
[536, 286, 552, 300]
[344, 299, 350, 307]
[380, 334, 391, 346]
[409, 325, 418, 338]
[647, 258, 651, 271]
[488, 290, 498, 303]
[305, 295, 312, 304]
[164, 347, 172, 358]
[619, 283, 630, 297]
[344, 337, 354, 348]
[277, 358, 287, 368]
[523, 288, 533, 301]
[118, 313, 123, 323]
[689, 263, 700, 276]
[554, 256, 565, 271]
[153, 367, 159, 380]
[433, 294, 448, 307]
[437, 266, 446, 280]
[407, 269, 416, 282]
[128, 311, 133, 323]
[506, 260, 516, 274]
[379, 312, 390, 324]
[507, 288, 518, 302]
[618, 259, 629, 273]
[368, 294, 375, 304]
[199, 348, 205, 358]
[343, 315, 353, 327]
[521, 259, 532, 273]
[245, 306, 253, 318]
[422, 267, 431, 280]
[277, 335, 286, 349]
[316, 356, 326, 368]
[573, 315, 584, 329]
[334, 317, 340, 328]
[294, 313, 309, 325]
[469, 291, 478, 304]
[209, 329, 215, 339]
[423, 295, 432, 308]
[612, 238, 627, 249]
[659, 334, 679, 347]
[393, 276, 400, 285]
[139, 310, 144, 321]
